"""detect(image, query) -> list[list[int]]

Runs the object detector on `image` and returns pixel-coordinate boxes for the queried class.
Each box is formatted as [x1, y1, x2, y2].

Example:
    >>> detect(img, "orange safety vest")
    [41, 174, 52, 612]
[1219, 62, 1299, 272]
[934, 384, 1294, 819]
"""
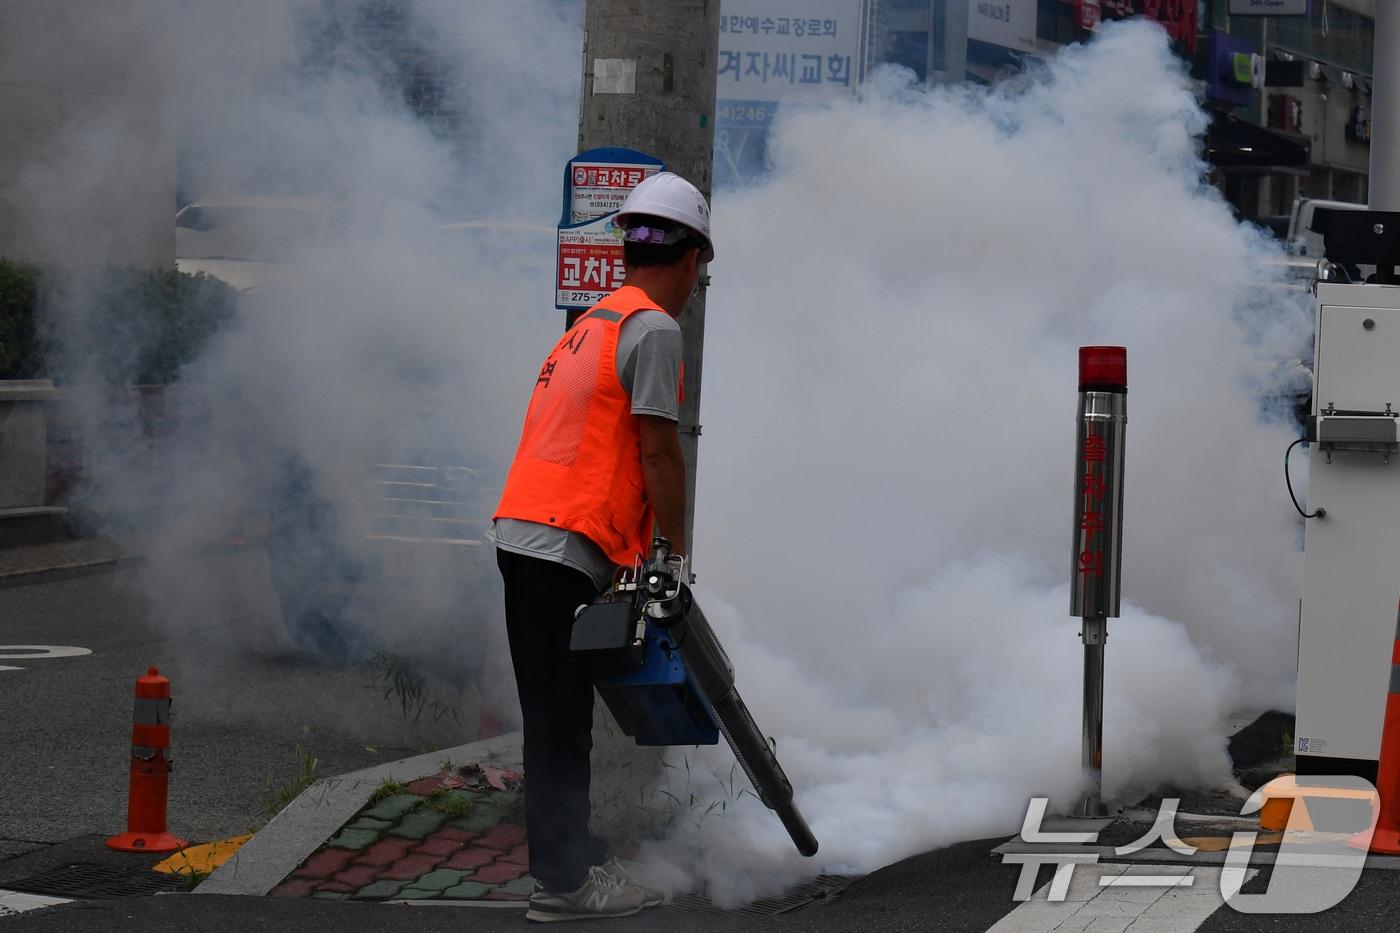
[494, 285, 676, 567]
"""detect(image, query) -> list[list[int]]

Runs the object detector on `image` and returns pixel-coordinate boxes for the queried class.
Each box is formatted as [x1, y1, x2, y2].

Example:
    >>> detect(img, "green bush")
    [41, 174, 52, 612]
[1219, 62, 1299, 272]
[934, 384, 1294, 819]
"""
[0, 259, 238, 384]
[0, 259, 43, 379]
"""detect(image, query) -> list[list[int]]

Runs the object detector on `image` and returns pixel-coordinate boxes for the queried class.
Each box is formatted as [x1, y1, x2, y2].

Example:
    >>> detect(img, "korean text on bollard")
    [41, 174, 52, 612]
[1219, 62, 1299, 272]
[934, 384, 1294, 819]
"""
[106, 667, 187, 853]
[1070, 347, 1127, 819]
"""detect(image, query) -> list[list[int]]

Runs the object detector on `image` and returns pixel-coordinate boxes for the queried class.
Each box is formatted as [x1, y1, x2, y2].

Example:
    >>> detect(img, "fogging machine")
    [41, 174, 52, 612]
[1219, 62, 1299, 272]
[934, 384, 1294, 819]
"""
[570, 538, 818, 857]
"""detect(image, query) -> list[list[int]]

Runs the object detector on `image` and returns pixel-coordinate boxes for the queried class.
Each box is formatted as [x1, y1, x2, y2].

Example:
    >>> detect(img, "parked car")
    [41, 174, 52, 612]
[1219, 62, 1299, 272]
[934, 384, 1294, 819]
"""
[176, 196, 343, 292]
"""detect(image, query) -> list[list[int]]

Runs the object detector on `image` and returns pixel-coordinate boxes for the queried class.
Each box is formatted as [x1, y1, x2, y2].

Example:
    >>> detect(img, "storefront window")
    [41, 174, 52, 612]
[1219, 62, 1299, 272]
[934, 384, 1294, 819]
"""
[1269, 5, 1373, 76]
[1038, 0, 1082, 45]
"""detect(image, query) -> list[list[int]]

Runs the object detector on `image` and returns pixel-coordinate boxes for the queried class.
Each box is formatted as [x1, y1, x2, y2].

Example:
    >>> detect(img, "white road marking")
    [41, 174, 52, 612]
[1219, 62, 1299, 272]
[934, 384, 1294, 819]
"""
[987, 864, 1257, 933]
[0, 889, 71, 917]
[0, 645, 93, 674]
[0, 646, 93, 659]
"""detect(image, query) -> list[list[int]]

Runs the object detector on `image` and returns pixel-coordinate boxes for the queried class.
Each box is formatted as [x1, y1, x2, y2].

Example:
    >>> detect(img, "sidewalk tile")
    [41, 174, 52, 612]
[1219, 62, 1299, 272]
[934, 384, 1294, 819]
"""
[501, 844, 529, 865]
[351, 880, 406, 900]
[353, 837, 417, 867]
[472, 861, 526, 885]
[318, 881, 358, 895]
[331, 865, 382, 889]
[408, 869, 469, 892]
[414, 835, 468, 858]
[293, 847, 358, 880]
[326, 828, 380, 851]
[428, 790, 483, 815]
[362, 794, 423, 822]
[394, 887, 441, 899]
[442, 881, 493, 899]
[454, 807, 512, 833]
[495, 876, 537, 897]
[436, 826, 479, 844]
[382, 853, 446, 880]
[406, 775, 454, 796]
[346, 817, 393, 832]
[270, 879, 319, 898]
[312, 891, 347, 899]
[444, 847, 497, 870]
[388, 808, 450, 840]
[478, 823, 528, 851]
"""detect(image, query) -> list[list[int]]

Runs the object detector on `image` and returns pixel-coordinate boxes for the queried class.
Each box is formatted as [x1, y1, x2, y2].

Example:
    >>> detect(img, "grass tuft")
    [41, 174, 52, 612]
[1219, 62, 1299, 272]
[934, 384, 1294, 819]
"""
[368, 778, 409, 805]
[364, 652, 461, 726]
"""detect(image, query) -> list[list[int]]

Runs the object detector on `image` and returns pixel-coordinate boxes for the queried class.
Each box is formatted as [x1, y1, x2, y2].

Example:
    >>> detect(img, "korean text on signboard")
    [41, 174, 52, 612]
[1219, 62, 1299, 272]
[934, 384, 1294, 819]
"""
[569, 163, 659, 226]
[556, 147, 663, 311]
[715, 0, 865, 186]
[1229, 0, 1309, 15]
[968, 0, 1038, 54]
[557, 222, 627, 310]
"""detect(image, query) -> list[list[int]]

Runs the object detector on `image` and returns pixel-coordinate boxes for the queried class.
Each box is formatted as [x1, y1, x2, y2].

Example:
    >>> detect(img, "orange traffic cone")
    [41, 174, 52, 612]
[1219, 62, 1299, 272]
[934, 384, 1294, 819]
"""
[106, 668, 187, 853]
[1350, 605, 1400, 854]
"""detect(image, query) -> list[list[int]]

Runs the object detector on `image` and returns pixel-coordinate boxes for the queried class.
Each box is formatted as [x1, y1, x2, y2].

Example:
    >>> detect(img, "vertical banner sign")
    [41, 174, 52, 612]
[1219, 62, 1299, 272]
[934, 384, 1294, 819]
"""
[1076, 0, 1102, 30]
[556, 147, 664, 311]
[715, 0, 868, 186]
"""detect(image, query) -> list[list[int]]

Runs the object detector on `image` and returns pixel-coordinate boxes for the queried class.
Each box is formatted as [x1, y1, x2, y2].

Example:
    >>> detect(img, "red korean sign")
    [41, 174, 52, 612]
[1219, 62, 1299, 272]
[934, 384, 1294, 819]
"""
[569, 163, 658, 225]
[556, 222, 627, 309]
[1077, 0, 1196, 52]
[557, 147, 665, 311]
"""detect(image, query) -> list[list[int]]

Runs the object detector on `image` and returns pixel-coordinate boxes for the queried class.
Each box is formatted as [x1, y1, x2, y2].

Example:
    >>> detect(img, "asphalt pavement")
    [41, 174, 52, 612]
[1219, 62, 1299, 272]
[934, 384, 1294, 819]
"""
[7, 547, 1400, 931]
[0, 547, 478, 847]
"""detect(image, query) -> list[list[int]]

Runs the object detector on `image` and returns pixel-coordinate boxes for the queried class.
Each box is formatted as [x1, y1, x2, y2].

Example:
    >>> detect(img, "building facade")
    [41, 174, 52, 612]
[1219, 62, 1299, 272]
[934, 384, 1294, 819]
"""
[880, 1, 1375, 222]
[1205, 0, 1375, 221]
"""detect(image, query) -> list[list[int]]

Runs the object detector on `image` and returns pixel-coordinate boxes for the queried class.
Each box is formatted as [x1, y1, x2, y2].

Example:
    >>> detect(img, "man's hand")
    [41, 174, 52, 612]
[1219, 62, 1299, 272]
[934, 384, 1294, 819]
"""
[637, 414, 687, 557]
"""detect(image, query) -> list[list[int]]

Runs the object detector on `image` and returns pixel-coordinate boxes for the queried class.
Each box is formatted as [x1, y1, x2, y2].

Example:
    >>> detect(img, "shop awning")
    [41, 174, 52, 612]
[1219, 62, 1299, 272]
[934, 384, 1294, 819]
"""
[1206, 108, 1311, 174]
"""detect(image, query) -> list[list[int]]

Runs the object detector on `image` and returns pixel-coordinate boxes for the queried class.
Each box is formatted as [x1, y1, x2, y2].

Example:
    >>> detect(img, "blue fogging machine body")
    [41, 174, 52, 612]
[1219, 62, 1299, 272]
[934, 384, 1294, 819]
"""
[571, 538, 818, 857]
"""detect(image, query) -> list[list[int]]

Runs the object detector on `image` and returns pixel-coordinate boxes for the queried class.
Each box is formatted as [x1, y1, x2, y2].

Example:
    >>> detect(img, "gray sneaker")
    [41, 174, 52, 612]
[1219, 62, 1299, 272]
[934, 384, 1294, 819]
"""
[527, 863, 651, 923]
[602, 856, 665, 908]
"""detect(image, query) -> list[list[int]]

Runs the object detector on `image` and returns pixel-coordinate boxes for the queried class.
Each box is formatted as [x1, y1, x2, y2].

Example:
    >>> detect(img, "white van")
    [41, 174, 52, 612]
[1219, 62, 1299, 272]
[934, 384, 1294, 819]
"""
[1286, 197, 1369, 261]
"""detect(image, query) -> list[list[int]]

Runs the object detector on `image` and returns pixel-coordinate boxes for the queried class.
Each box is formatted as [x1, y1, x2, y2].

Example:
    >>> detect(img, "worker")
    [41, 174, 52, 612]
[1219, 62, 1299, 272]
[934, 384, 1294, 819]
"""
[490, 171, 713, 922]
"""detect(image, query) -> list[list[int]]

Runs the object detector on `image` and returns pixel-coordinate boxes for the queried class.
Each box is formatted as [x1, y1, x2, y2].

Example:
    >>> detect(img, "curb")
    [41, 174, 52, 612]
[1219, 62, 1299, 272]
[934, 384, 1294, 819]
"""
[0, 554, 145, 589]
[194, 732, 523, 898]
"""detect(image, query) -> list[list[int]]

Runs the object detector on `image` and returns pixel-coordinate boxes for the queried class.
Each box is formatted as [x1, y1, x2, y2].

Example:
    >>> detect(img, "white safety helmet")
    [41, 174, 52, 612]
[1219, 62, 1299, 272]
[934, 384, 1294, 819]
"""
[615, 171, 714, 262]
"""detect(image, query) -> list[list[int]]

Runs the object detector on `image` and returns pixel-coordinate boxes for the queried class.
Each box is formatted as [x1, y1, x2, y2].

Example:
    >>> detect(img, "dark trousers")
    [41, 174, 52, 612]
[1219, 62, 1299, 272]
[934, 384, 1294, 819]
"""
[497, 548, 608, 893]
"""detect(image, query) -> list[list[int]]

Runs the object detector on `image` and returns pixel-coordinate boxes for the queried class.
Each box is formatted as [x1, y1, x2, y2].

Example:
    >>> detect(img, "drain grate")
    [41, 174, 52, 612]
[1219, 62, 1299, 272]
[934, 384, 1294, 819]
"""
[664, 874, 856, 916]
[6, 863, 185, 900]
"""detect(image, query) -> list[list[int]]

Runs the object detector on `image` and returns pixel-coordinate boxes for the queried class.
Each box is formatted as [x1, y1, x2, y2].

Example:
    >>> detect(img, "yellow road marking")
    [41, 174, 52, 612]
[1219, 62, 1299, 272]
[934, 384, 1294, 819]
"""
[154, 834, 254, 876]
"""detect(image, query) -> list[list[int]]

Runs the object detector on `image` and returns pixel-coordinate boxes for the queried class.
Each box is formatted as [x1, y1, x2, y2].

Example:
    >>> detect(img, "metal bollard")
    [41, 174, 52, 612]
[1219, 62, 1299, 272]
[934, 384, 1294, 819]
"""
[1070, 347, 1127, 819]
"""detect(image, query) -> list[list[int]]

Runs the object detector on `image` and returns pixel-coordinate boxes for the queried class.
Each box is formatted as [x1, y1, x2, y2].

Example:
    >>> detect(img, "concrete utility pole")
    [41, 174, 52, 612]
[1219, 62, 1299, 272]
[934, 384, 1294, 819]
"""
[577, 0, 720, 562]
[927, 0, 968, 87]
[1370, 2, 1400, 211]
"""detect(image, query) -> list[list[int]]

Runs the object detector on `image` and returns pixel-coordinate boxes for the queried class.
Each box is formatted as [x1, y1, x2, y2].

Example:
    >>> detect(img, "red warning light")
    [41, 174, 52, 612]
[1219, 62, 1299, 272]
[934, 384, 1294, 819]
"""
[1079, 346, 1127, 391]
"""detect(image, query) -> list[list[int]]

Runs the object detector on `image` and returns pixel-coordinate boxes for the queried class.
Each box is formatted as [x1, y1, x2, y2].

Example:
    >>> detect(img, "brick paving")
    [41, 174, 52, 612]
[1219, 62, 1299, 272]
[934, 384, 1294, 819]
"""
[272, 763, 533, 902]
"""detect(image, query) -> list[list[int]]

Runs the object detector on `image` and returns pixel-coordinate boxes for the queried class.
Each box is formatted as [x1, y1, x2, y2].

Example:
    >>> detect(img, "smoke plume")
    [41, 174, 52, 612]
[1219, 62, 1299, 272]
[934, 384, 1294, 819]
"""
[640, 20, 1310, 900]
[7, 2, 1312, 901]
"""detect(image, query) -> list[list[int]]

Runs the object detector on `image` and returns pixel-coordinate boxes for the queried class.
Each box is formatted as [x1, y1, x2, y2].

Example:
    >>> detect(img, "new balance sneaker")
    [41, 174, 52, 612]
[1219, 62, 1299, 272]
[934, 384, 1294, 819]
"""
[526, 862, 652, 923]
[602, 856, 665, 908]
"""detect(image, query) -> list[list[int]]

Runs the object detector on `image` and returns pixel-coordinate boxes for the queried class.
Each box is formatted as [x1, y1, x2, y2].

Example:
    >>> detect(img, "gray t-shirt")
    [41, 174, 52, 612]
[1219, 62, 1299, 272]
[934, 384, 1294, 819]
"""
[489, 309, 682, 589]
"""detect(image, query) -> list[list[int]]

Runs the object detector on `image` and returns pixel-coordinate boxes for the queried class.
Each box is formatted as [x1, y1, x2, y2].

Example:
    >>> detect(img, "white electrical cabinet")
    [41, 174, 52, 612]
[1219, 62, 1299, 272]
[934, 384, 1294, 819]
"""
[1297, 282, 1400, 772]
